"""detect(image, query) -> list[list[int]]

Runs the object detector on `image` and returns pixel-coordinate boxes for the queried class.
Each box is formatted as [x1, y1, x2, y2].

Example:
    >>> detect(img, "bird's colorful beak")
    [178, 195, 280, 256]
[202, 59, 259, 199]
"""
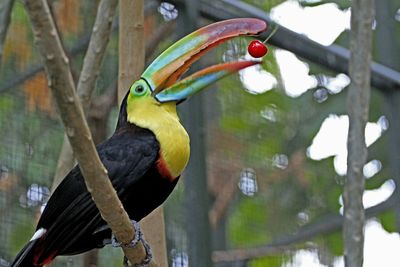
[140, 18, 267, 103]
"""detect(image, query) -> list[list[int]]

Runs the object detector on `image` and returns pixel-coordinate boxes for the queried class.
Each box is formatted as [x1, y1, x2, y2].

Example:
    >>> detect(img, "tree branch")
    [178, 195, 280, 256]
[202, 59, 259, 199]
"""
[343, 1, 374, 266]
[213, 192, 396, 262]
[77, 0, 118, 112]
[23, 0, 155, 265]
[51, 0, 118, 191]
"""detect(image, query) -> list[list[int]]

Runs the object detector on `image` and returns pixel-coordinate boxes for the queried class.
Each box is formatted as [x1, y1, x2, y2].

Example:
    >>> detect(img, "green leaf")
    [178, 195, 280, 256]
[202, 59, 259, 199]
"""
[380, 211, 396, 233]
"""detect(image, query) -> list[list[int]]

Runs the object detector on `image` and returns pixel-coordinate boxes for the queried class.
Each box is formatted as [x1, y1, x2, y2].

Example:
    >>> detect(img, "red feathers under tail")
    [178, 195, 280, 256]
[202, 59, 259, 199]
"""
[10, 239, 42, 267]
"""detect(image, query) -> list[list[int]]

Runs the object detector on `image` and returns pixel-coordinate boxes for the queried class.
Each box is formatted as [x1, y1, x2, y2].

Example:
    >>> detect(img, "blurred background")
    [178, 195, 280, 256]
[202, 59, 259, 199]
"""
[0, 0, 399, 266]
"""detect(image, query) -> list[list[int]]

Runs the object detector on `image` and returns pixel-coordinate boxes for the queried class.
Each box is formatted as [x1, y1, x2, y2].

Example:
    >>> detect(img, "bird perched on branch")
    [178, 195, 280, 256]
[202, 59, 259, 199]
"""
[11, 18, 266, 267]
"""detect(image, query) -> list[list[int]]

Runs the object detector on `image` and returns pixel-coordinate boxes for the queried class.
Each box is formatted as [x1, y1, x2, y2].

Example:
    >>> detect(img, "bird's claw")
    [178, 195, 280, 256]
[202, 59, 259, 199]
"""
[111, 220, 142, 248]
[111, 220, 153, 267]
[122, 237, 152, 267]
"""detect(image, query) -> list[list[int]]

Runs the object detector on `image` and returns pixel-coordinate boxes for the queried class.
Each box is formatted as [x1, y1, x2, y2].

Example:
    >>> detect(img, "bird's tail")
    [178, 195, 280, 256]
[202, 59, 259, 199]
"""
[10, 239, 42, 267]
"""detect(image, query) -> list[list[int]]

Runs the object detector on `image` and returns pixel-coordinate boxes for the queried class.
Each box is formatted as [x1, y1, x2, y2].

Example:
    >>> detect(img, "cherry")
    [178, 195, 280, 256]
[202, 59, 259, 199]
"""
[247, 40, 268, 58]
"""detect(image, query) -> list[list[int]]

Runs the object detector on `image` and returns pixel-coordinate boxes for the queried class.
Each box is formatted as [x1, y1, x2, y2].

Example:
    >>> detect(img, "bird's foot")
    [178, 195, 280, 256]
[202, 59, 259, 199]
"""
[111, 220, 142, 248]
[111, 220, 153, 267]
[121, 238, 152, 267]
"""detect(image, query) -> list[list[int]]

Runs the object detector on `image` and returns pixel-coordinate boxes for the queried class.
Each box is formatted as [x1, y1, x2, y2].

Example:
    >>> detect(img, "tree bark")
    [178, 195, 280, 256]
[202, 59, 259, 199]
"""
[23, 0, 156, 265]
[118, 0, 145, 104]
[343, 1, 374, 266]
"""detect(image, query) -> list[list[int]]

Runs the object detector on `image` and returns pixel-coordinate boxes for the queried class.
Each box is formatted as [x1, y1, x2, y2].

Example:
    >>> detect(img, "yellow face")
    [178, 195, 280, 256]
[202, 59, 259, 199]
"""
[126, 80, 190, 179]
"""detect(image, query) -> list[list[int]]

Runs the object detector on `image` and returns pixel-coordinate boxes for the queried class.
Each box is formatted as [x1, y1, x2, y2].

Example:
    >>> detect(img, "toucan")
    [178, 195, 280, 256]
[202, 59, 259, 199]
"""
[11, 18, 266, 266]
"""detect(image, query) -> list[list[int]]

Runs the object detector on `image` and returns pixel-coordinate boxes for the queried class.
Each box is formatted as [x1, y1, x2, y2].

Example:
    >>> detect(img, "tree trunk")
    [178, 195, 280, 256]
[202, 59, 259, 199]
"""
[118, 0, 168, 266]
[178, 1, 213, 266]
[118, 0, 144, 103]
[343, 1, 374, 266]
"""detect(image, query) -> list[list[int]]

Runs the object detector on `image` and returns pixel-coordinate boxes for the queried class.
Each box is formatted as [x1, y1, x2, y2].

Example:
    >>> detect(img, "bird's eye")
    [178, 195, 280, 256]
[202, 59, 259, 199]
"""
[134, 85, 145, 95]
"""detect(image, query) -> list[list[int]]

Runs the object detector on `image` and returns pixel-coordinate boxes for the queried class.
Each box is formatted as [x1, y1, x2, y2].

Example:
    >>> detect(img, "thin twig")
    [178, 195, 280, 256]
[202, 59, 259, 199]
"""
[77, 0, 118, 112]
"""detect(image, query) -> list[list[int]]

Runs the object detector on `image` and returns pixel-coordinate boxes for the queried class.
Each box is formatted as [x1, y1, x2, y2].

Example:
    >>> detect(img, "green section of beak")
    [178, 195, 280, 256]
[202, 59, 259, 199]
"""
[141, 18, 267, 93]
[154, 61, 260, 103]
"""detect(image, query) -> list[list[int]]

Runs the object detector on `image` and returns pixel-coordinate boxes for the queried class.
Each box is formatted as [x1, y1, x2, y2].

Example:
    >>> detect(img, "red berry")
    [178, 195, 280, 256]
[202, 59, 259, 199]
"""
[248, 40, 268, 58]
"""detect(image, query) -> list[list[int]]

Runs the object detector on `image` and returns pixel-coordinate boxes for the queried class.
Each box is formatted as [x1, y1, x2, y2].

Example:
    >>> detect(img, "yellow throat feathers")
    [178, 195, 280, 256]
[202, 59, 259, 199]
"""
[126, 96, 190, 179]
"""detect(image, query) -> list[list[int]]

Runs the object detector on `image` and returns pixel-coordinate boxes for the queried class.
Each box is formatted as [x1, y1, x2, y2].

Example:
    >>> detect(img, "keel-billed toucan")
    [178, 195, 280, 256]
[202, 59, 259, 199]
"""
[11, 18, 266, 266]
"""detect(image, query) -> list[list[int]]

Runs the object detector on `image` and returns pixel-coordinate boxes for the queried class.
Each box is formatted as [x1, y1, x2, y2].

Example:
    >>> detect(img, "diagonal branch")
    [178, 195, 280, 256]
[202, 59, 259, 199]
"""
[22, 0, 156, 265]
[52, 0, 118, 191]
[77, 0, 118, 112]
